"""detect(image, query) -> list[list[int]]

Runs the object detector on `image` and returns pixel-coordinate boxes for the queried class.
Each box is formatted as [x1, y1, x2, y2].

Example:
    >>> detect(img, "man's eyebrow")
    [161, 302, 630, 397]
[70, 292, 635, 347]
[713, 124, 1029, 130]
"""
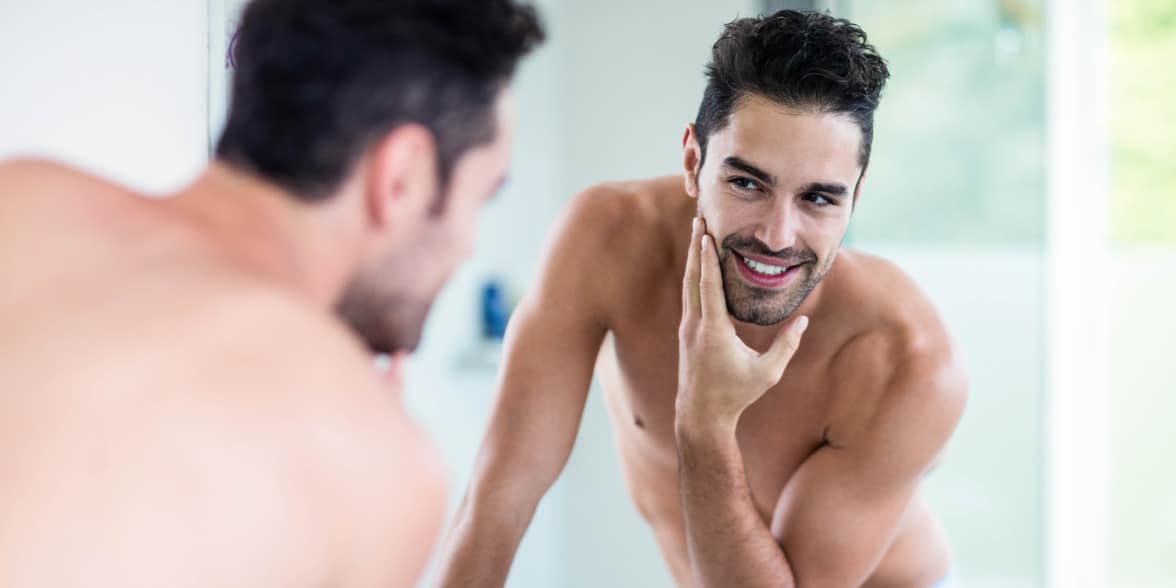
[721, 156, 777, 188]
[800, 182, 849, 197]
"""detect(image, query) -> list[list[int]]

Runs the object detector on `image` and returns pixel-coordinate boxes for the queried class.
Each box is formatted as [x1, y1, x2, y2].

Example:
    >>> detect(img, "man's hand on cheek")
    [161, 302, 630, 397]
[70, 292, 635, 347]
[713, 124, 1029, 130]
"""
[676, 217, 809, 433]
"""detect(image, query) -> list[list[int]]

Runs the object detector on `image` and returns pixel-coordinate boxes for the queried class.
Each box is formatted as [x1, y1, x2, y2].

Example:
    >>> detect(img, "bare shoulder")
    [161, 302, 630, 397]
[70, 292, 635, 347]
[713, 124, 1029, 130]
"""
[229, 291, 447, 584]
[178, 280, 400, 428]
[154, 282, 445, 584]
[1, 278, 443, 586]
[0, 157, 85, 184]
[831, 248, 955, 352]
[0, 157, 140, 240]
[0, 157, 132, 201]
[130, 273, 430, 480]
[558, 176, 686, 252]
[825, 250, 967, 450]
[540, 176, 691, 317]
[225, 293, 446, 584]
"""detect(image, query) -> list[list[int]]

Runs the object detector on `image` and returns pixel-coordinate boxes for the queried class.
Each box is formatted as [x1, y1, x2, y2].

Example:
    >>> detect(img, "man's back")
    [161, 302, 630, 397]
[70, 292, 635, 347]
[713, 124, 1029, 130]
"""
[0, 160, 445, 587]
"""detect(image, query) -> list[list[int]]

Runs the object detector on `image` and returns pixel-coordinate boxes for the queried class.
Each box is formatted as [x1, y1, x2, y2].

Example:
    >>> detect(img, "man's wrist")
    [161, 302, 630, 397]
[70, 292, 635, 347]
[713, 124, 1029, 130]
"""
[675, 397, 739, 445]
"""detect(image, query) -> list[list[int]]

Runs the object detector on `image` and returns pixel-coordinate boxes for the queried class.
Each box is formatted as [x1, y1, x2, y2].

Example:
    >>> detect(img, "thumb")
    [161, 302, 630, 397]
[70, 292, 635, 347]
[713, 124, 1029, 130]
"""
[765, 315, 809, 368]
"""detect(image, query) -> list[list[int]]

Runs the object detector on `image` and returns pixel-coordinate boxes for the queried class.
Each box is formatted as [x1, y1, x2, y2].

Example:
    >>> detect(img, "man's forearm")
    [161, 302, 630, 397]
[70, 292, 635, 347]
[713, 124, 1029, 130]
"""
[433, 493, 534, 588]
[676, 418, 796, 588]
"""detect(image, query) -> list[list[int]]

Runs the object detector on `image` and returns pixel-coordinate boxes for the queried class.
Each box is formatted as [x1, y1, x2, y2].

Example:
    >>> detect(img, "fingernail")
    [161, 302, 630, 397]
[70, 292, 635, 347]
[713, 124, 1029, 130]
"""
[795, 315, 809, 334]
[701, 234, 710, 250]
[692, 218, 698, 232]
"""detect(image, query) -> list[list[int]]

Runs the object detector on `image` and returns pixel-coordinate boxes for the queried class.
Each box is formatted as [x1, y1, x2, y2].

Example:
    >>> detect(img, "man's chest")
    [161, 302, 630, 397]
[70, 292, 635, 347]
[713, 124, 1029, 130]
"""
[600, 320, 836, 519]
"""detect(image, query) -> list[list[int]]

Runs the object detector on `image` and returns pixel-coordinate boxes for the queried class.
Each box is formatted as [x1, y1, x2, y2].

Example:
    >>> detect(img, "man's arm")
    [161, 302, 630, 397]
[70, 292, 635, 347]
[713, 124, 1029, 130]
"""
[675, 419, 797, 587]
[434, 190, 622, 587]
[675, 218, 805, 587]
[678, 352, 965, 588]
[768, 353, 965, 587]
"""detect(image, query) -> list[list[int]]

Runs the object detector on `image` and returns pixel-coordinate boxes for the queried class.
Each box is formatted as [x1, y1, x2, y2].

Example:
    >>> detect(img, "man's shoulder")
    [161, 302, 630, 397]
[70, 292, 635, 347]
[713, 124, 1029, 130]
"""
[0, 157, 136, 203]
[0, 157, 90, 184]
[824, 324, 965, 458]
[149, 281, 429, 505]
[0, 158, 144, 244]
[561, 176, 692, 276]
[824, 251, 966, 440]
[562, 175, 689, 244]
[180, 285, 446, 584]
[830, 249, 952, 349]
[186, 286, 426, 466]
[533, 176, 691, 313]
[83, 267, 383, 413]
[186, 280, 377, 390]
[163, 280, 422, 450]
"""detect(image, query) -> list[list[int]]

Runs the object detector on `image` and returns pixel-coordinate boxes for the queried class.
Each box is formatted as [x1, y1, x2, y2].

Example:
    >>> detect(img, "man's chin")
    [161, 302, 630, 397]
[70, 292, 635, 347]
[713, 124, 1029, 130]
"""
[340, 316, 423, 357]
[728, 307, 794, 326]
[364, 329, 422, 356]
[724, 285, 811, 326]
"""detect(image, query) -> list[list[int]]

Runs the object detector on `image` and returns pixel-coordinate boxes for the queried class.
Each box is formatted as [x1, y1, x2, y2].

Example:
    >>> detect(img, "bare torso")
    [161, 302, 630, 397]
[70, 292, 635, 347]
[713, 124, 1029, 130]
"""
[586, 176, 953, 588]
[0, 160, 443, 587]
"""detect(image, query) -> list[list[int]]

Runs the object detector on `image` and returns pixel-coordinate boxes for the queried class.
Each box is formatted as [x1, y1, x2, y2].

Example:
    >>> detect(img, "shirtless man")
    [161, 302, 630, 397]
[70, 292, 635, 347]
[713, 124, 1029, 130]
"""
[437, 11, 966, 588]
[0, 1, 542, 586]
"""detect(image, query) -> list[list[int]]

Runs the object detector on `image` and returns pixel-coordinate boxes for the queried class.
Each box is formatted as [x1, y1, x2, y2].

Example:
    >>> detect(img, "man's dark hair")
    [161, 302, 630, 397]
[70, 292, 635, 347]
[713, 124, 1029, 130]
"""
[693, 10, 889, 171]
[215, 0, 545, 201]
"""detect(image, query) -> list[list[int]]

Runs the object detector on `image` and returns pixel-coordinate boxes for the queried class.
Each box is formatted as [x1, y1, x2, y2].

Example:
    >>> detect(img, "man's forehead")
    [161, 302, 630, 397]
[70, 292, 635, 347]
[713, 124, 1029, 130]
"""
[712, 95, 863, 179]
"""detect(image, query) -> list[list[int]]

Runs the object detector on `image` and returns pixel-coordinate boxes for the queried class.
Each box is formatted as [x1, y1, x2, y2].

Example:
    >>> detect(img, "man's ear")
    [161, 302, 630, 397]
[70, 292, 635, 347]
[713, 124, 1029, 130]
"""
[364, 124, 438, 232]
[682, 123, 702, 199]
[852, 166, 868, 211]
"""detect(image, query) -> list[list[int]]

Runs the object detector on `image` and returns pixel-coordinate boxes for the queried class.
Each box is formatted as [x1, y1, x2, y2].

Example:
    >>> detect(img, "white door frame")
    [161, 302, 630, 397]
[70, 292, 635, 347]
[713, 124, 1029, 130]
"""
[1045, 0, 1111, 586]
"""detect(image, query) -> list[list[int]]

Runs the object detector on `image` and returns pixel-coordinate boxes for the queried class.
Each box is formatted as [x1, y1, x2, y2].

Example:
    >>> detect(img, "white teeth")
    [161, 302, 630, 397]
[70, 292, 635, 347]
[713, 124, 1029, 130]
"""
[742, 256, 788, 276]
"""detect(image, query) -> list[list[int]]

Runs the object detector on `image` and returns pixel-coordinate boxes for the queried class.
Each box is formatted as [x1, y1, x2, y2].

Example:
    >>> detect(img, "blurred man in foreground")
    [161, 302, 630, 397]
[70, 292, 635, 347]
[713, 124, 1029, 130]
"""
[0, 1, 542, 586]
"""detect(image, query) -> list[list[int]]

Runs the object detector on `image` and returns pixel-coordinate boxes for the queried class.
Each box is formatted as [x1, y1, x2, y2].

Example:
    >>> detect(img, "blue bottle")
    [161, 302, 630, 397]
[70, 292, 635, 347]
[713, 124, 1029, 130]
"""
[481, 280, 510, 341]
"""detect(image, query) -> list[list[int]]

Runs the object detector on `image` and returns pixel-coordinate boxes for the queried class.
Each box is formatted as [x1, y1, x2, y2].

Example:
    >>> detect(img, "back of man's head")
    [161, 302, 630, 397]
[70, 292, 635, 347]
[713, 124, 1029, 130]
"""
[215, 0, 545, 201]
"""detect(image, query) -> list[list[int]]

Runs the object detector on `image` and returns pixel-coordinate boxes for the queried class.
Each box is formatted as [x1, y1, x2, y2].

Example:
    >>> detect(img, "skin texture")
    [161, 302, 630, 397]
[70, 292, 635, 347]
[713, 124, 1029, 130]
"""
[436, 96, 967, 588]
[0, 92, 515, 588]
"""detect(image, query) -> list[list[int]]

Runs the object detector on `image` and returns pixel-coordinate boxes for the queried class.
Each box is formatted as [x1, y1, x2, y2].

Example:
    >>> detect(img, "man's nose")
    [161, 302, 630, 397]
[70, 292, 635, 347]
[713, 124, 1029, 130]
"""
[754, 201, 798, 253]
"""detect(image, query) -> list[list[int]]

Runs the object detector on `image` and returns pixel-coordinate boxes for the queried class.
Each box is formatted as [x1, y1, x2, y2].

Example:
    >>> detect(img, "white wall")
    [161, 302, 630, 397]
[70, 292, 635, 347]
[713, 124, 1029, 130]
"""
[558, 0, 760, 193]
[0, 0, 207, 192]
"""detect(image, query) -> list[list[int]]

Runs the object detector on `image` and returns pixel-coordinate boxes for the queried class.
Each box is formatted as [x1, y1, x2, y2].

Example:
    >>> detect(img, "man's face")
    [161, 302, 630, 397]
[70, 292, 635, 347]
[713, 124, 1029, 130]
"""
[690, 95, 863, 325]
[340, 90, 514, 354]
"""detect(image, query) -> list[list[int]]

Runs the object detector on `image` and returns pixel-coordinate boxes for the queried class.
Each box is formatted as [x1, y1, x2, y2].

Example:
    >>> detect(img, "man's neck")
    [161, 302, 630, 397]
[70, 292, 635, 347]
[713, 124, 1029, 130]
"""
[165, 161, 363, 308]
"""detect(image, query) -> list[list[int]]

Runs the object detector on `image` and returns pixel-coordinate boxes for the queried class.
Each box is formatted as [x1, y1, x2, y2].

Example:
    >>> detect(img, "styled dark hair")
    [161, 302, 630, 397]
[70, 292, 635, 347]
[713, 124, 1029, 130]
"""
[693, 10, 889, 170]
[215, 0, 545, 201]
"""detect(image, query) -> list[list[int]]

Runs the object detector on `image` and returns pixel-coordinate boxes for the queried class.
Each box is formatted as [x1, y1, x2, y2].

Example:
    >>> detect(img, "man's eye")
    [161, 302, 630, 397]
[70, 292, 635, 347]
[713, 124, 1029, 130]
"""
[804, 193, 834, 207]
[729, 177, 760, 191]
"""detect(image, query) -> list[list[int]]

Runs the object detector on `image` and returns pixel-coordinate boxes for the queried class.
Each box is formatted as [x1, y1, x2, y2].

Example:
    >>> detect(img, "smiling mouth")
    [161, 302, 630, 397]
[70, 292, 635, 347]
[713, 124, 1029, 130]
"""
[733, 252, 806, 288]
[740, 255, 794, 276]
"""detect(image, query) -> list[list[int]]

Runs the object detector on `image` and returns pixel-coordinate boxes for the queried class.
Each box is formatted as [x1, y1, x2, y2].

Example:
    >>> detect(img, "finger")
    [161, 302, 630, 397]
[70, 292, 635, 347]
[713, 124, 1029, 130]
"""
[698, 230, 728, 322]
[375, 352, 409, 386]
[682, 217, 702, 319]
[766, 315, 809, 368]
